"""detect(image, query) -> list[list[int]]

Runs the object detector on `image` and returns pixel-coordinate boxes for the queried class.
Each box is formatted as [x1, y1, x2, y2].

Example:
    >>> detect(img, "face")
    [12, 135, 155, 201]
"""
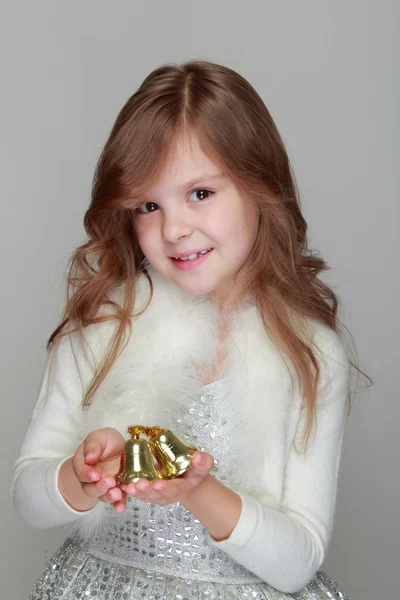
[133, 134, 260, 298]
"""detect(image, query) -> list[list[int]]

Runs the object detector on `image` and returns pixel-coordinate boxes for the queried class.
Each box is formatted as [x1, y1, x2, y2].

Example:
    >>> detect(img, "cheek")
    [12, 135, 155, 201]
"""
[218, 210, 257, 249]
[232, 215, 259, 262]
[135, 220, 159, 253]
[242, 203, 260, 240]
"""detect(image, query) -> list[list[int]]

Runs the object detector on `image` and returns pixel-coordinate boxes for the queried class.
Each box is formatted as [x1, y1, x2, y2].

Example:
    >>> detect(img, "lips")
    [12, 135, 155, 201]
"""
[170, 248, 213, 261]
[169, 248, 213, 271]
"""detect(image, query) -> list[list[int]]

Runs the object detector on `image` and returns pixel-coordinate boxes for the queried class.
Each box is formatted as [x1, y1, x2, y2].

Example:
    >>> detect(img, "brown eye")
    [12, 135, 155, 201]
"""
[137, 202, 159, 214]
[189, 189, 213, 202]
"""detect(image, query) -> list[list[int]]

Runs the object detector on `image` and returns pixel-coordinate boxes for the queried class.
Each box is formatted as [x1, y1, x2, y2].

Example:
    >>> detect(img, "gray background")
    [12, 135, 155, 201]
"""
[1, 1, 398, 598]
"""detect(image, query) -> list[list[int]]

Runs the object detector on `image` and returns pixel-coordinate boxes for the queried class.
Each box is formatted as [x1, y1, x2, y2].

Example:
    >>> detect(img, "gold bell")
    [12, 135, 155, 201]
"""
[116, 426, 162, 484]
[150, 427, 198, 479]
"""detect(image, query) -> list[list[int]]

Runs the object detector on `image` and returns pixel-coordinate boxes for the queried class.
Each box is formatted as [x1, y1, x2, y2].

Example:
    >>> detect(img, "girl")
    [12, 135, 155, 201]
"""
[11, 60, 367, 599]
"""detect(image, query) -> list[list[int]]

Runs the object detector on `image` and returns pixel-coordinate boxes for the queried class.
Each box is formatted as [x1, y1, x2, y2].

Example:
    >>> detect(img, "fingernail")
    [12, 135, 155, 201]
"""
[197, 453, 205, 466]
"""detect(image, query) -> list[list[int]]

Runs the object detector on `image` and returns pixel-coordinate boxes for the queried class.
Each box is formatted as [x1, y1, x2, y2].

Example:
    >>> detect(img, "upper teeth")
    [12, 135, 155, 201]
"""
[176, 248, 212, 261]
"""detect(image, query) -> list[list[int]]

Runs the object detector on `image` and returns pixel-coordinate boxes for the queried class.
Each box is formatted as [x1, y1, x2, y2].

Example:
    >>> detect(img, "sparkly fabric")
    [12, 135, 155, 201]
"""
[29, 537, 350, 600]
[29, 379, 351, 599]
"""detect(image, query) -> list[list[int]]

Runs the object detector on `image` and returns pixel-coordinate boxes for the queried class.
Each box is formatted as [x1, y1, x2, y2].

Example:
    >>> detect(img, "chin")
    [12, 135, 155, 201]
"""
[172, 277, 219, 298]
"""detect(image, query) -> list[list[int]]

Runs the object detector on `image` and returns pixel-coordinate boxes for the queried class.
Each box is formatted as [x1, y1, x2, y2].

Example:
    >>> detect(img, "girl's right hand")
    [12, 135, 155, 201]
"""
[72, 427, 127, 513]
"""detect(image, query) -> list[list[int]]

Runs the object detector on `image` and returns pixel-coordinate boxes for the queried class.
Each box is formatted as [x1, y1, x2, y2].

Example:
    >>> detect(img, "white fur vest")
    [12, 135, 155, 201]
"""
[69, 268, 343, 538]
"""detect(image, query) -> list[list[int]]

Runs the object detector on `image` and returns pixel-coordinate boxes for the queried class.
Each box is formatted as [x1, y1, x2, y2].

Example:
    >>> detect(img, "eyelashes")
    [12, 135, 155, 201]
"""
[135, 189, 215, 215]
[137, 201, 158, 214]
[189, 189, 214, 202]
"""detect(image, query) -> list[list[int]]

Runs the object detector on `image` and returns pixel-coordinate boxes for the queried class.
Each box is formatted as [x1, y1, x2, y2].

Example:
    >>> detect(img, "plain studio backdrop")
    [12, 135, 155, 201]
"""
[1, 2, 398, 598]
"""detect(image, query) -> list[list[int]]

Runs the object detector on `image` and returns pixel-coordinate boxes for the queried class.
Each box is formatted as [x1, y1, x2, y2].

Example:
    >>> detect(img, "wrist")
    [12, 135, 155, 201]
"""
[58, 457, 99, 512]
[182, 473, 213, 507]
[181, 474, 242, 541]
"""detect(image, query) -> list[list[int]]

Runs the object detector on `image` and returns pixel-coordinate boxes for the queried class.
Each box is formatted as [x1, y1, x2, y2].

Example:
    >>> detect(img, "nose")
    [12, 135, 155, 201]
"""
[161, 207, 193, 243]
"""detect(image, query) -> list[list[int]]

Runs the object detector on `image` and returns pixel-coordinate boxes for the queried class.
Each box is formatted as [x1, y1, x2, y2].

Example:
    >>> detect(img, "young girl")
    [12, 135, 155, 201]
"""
[11, 60, 366, 599]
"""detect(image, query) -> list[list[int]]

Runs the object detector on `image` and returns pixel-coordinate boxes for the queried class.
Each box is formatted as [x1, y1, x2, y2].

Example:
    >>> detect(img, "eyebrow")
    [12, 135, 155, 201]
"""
[178, 173, 226, 190]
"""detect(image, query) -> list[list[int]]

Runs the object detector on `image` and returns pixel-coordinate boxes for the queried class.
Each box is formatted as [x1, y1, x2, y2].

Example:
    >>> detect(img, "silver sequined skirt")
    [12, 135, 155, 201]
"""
[30, 380, 351, 599]
[29, 537, 351, 600]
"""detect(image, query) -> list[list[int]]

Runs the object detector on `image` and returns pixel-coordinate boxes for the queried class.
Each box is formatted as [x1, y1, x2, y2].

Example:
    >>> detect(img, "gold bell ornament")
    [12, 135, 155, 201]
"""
[149, 426, 198, 479]
[115, 425, 198, 484]
[116, 426, 162, 484]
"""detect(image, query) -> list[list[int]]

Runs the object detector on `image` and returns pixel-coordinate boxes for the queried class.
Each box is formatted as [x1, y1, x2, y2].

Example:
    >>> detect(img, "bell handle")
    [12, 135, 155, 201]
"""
[126, 425, 167, 438]
[148, 425, 168, 438]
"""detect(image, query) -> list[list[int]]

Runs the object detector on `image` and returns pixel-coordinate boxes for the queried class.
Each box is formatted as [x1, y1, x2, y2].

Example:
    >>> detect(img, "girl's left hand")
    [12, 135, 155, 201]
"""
[118, 450, 214, 510]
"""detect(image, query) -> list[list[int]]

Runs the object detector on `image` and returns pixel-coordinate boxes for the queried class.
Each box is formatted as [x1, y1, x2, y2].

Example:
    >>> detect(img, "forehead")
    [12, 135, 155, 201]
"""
[149, 133, 225, 193]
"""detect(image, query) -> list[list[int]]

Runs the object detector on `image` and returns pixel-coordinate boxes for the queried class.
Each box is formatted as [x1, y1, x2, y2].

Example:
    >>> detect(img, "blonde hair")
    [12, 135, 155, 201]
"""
[47, 60, 371, 452]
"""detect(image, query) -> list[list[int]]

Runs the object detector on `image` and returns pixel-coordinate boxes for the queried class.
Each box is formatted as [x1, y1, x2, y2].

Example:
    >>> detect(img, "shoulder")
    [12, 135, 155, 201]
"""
[306, 318, 349, 368]
[304, 318, 350, 399]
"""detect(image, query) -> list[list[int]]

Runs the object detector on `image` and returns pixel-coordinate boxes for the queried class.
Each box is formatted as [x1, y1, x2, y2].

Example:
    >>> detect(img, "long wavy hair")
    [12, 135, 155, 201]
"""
[47, 59, 371, 452]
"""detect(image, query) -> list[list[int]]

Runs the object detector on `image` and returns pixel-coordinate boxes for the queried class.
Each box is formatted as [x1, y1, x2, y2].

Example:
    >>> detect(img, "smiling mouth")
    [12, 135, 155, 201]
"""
[171, 248, 213, 262]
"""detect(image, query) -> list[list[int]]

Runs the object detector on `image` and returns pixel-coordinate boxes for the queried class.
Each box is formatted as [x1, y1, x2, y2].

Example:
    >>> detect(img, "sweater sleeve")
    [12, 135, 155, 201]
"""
[209, 327, 351, 593]
[10, 328, 103, 529]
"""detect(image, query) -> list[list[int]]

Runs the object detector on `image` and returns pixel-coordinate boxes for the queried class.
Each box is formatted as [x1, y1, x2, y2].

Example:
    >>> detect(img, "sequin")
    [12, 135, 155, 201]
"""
[29, 380, 351, 599]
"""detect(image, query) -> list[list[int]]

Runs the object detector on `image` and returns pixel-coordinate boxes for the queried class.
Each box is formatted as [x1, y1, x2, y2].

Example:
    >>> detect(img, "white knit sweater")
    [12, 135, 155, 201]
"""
[11, 271, 350, 593]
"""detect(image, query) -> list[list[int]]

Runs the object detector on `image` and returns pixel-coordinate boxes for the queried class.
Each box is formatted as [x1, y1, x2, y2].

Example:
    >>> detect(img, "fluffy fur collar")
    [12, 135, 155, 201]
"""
[69, 269, 329, 538]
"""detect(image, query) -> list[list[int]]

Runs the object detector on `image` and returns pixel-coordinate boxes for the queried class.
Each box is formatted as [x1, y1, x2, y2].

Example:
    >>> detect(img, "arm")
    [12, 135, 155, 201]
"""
[183, 327, 350, 593]
[10, 328, 102, 528]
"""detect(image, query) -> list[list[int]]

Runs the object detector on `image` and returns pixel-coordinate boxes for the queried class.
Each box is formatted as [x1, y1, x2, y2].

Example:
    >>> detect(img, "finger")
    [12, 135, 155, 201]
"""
[81, 468, 102, 483]
[135, 479, 151, 493]
[105, 487, 123, 504]
[189, 451, 214, 474]
[152, 479, 167, 492]
[83, 428, 124, 465]
[123, 480, 160, 503]
[72, 447, 101, 483]
[97, 492, 113, 505]
[101, 489, 128, 511]
[151, 477, 183, 499]
[156, 479, 181, 499]
[74, 463, 102, 484]
[152, 478, 183, 494]
[124, 482, 137, 495]
[113, 497, 127, 513]
[83, 438, 105, 465]
[124, 478, 150, 496]
[82, 476, 116, 499]
[129, 485, 164, 505]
